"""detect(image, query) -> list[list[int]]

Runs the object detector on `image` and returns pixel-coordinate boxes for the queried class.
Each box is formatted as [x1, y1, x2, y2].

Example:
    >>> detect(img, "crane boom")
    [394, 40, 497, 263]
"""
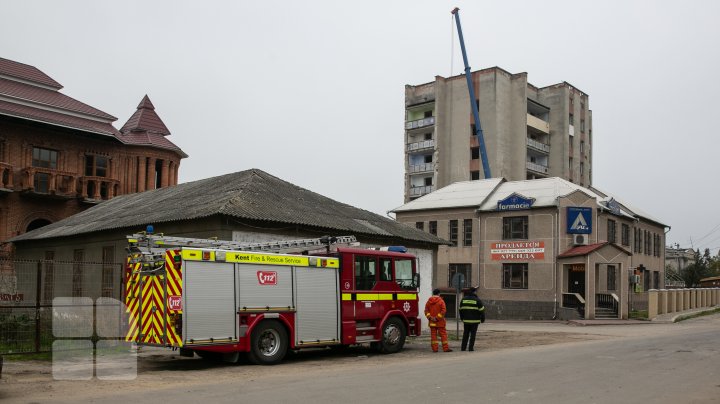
[451, 7, 492, 179]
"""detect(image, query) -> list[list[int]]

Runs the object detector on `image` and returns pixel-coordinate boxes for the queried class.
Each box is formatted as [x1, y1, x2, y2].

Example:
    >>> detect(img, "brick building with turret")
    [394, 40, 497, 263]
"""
[0, 57, 186, 253]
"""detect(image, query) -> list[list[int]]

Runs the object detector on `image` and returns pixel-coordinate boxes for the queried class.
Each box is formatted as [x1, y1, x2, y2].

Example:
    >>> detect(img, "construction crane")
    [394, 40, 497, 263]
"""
[451, 7, 492, 179]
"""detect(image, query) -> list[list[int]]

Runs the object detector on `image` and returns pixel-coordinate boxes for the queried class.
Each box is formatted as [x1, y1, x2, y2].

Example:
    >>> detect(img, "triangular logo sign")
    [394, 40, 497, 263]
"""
[571, 213, 588, 231]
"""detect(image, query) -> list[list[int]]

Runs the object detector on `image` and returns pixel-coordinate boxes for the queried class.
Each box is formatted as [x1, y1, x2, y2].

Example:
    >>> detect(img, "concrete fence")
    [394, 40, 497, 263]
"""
[648, 288, 720, 319]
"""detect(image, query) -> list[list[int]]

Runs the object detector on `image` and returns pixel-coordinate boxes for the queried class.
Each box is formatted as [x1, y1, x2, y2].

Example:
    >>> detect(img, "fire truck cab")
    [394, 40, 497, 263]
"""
[124, 234, 421, 365]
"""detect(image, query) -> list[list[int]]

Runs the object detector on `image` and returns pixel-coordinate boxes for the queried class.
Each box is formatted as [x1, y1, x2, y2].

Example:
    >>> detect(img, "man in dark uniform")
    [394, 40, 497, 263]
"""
[459, 286, 485, 351]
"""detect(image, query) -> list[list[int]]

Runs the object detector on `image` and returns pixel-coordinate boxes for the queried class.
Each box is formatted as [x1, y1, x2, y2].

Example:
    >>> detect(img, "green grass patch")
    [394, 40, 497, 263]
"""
[2, 351, 52, 361]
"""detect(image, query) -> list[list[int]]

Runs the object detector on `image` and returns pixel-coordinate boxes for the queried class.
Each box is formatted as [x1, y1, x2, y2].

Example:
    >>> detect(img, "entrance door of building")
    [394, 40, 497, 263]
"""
[568, 266, 586, 298]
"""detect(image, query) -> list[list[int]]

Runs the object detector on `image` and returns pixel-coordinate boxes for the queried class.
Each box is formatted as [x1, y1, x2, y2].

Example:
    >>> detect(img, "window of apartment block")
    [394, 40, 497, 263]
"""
[424, 133, 432, 140]
[581, 119, 585, 132]
[429, 221, 437, 236]
[607, 220, 616, 243]
[424, 154, 432, 164]
[73, 249, 84, 297]
[503, 216, 528, 240]
[463, 219, 472, 246]
[424, 110, 433, 118]
[653, 271, 659, 290]
[85, 155, 108, 177]
[424, 177, 432, 186]
[621, 224, 630, 246]
[645, 230, 650, 255]
[569, 113, 574, 125]
[580, 162, 584, 177]
[503, 263, 528, 289]
[607, 265, 617, 291]
[643, 270, 651, 291]
[471, 147, 479, 160]
[416, 222, 424, 231]
[580, 141, 585, 155]
[470, 171, 480, 181]
[448, 263, 472, 288]
[449, 220, 458, 246]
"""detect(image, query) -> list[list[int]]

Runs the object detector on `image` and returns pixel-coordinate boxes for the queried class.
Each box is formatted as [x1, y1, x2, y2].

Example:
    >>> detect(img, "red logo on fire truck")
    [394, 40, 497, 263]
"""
[257, 271, 277, 285]
[168, 295, 182, 310]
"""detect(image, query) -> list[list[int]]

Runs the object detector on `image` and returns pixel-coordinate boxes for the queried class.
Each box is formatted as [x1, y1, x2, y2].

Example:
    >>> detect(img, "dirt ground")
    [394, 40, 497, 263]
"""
[0, 329, 607, 403]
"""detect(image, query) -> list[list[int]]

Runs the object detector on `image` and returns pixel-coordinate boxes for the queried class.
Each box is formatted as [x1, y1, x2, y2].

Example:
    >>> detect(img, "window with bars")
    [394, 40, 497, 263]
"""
[449, 220, 458, 246]
[463, 219, 472, 246]
[621, 224, 630, 246]
[607, 265, 617, 291]
[503, 263, 528, 289]
[448, 263, 472, 288]
[607, 220, 616, 243]
[503, 216, 528, 240]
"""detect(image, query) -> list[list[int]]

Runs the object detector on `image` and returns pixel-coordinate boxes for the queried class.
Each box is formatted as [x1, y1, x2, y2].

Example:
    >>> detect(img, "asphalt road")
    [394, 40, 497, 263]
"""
[3, 315, 719, 403]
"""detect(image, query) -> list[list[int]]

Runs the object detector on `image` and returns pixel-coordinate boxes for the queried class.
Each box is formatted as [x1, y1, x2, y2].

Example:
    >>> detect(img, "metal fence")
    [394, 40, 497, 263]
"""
[0, 259, 124, 355]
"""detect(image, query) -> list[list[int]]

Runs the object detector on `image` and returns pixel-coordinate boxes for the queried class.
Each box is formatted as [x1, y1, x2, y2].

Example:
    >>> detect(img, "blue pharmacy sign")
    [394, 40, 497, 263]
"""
[497, 193, 535, 211]
[567, 207, 592, 234]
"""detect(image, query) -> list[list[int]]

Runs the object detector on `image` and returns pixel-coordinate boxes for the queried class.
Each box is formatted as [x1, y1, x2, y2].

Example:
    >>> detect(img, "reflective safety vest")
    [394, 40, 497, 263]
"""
[459, 295, 485, 324]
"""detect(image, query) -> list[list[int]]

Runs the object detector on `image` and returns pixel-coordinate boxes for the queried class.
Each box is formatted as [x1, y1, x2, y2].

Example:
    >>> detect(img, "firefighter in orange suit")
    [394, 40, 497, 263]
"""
[425, 288, 452, 352]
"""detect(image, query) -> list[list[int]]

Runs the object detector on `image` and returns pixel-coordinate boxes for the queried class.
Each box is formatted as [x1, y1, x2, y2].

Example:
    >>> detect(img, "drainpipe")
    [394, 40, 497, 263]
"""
[552, 207, 559, 320]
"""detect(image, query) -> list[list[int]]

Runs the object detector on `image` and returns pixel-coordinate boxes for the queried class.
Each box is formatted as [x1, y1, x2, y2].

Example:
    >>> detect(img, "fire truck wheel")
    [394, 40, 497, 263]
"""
[378, 317, 406, 354]
[249, 320, 288, 365]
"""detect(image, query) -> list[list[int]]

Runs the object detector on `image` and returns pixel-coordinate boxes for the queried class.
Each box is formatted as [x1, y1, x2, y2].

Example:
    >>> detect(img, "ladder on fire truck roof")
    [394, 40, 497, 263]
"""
[127, 233, 359, 254]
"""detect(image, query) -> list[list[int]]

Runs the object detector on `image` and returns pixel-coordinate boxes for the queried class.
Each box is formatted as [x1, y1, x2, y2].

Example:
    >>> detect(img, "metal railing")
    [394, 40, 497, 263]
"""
[596, 293, 619, 314]
[562, 292, 585, 318]
[409, 185, 434, 197]
[409, 163, 433, 174]
[526, 161, 549, 174]
[0, 259, 123, 355]
[526, 138, 550, 153]
[405, 116, 435, 130]
[406, 139, 434, 152]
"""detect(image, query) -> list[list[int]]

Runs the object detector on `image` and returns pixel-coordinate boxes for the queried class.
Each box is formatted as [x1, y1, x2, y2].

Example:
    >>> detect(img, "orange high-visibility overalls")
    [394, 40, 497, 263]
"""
[425, 295, 450, 352]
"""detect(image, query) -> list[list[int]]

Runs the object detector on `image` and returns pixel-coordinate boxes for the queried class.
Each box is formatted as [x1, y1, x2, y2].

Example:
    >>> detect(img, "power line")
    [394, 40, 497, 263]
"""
[693, 222, 720, 243]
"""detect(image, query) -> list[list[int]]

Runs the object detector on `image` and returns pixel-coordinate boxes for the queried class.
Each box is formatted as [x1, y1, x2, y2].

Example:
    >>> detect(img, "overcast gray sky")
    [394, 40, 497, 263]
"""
[2, 1, 719, 254]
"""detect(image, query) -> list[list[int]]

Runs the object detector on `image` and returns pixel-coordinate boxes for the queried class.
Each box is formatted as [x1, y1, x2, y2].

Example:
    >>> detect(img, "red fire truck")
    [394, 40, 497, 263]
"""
[124, 233, 421, 365]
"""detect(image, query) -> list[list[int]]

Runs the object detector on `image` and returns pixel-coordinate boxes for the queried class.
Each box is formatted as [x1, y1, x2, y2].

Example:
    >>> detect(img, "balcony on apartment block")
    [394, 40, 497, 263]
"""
[526, 138, 550, 153]
[406, 139, 435, 152]
[405, 116, 435, 130]
[409, 185, 434, 197]
[409, 163, 433, 174]
[526, 161, 549, 174]
[526, 113, 550, 134]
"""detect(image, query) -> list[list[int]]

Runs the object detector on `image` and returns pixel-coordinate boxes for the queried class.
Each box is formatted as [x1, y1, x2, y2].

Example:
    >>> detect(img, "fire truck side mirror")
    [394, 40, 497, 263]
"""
[413, 273, 421, 289]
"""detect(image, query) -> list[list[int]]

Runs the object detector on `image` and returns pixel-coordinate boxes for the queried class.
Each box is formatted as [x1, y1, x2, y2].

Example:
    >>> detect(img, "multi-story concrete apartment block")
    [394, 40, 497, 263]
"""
[404, 67, 592, 202]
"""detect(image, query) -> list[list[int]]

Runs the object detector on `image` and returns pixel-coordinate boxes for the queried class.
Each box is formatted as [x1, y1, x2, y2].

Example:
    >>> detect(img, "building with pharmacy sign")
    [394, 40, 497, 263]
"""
[392, 177, 668, 320]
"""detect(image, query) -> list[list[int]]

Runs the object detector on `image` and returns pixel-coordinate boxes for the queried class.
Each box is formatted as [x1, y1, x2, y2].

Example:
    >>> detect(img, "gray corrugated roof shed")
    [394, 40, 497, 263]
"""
[11, 169, 446, 245]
